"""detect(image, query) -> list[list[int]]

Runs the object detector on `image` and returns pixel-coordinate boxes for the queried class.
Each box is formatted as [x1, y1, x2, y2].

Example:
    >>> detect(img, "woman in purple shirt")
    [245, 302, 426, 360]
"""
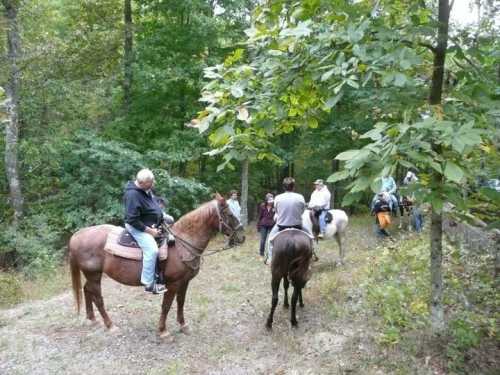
[257, 193, 276, 258]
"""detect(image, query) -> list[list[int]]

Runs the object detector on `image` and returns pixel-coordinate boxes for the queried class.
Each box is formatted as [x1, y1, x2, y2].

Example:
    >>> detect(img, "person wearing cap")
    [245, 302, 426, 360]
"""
[123, 168, 167, 294]
[308, 179, 331, 238]
[257, 193, 276, 258]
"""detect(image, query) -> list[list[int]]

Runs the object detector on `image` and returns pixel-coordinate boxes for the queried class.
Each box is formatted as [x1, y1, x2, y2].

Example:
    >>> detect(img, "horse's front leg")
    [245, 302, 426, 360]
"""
[176, 281, 190, 334]
[158, 288, 177, 339]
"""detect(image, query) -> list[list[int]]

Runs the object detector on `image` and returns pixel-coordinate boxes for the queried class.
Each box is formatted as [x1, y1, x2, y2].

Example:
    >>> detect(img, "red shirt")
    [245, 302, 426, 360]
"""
[257, 203, 275, 229]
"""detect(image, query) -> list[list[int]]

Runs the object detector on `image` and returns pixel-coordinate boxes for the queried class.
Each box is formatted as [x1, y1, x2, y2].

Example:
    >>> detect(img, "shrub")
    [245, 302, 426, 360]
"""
[0, 272, 23, 307]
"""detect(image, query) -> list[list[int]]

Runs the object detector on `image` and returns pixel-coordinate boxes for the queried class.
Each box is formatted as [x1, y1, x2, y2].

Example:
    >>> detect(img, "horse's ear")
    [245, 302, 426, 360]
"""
[214, 192, 225, 203]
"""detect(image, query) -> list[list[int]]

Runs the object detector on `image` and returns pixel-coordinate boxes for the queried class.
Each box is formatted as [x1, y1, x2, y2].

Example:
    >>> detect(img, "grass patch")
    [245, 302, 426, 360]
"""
[0, 264, 69, 309]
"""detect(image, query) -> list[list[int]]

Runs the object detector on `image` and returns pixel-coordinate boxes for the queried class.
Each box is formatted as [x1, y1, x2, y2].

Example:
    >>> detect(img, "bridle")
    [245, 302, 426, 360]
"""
[165, 201, 243, 258]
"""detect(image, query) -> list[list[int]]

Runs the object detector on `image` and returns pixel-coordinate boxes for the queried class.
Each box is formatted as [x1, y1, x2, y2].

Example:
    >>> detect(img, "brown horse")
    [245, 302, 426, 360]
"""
[69, 194, 245, 337]
[266, 229, 313, 330]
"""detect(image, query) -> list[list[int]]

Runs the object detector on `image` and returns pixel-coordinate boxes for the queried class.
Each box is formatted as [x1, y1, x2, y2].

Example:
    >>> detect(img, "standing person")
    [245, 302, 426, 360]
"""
[123, 168, 166, 294]
[371, 192, 392, 238]
[257, 193, 275, 259]
[381, 172, 398, 211]
[402, 169, 423, 232]
[227, 190, 241, 222]
[308, 179, 331, 238]
[265, 177, 308, 265]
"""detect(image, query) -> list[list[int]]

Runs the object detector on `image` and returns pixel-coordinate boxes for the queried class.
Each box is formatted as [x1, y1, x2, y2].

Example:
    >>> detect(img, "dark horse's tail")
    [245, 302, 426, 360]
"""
[69, 250, 82, 314]
[286, 233, 313, 283]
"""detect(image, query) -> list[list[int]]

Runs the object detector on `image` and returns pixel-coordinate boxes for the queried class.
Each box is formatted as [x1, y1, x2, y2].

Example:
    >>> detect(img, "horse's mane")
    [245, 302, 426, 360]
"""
[173, 200, 216, 231]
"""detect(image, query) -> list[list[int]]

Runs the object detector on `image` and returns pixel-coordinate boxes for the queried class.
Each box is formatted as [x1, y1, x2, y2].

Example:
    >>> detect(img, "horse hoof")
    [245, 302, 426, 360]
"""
[108, 325, 120, 333]
[159, 330, 174, 341]
[299, 303, 304, 308]
[291, 321, 298, 328]
[84, 318, 99, 326]
[179, 324, 190, 335]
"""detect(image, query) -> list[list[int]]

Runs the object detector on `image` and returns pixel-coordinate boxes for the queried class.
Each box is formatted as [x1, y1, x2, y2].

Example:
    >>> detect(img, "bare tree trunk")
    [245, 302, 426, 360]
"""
[428, 0, 451, 334]
[2, 0, 24, 227]
[240, 159, 249, 226]
[123, 0, 133, 111]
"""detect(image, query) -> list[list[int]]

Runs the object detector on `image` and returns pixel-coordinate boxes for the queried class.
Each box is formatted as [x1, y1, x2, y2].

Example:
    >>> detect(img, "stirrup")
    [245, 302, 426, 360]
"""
[145, 283, 167, 294]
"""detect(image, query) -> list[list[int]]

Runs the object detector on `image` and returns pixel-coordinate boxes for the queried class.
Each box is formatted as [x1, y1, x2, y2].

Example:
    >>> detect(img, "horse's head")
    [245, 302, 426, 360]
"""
[215, 193, 246, 246]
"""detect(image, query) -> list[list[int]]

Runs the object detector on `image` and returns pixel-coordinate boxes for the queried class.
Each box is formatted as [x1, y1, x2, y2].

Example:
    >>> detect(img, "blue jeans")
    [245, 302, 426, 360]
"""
[259, 226, 272, 256]
[125, 224, 158, 286]
[318, 210, 327, 233]
[412, 208, 423, 232]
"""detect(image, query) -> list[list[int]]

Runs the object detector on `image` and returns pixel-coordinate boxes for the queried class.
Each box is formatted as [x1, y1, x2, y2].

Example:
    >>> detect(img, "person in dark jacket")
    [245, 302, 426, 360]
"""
[257, 193, 275, 258]
[371, 192, 392, 238]
[124, 168, 166, 294]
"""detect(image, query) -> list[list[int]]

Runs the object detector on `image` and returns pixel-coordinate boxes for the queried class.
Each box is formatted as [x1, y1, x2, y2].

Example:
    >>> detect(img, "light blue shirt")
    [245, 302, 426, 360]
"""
[228, 198, 241, 220]
[381, 176, 396, 194]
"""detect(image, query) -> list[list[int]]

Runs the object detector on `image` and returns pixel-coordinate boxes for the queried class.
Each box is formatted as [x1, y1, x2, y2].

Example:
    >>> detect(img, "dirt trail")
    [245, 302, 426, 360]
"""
[0, 220, 401, 375]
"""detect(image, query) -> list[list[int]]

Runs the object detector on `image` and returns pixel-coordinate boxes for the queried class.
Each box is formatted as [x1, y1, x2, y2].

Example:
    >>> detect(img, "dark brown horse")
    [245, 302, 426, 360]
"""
[266, 229, 313, 330]
[69, 194, 245, 338]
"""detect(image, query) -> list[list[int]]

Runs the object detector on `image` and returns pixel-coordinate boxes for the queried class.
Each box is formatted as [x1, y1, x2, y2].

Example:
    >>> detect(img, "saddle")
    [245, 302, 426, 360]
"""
[308, 208, 333, 236]
[269, 228, 314, 244]
[104, 227, 168, 261]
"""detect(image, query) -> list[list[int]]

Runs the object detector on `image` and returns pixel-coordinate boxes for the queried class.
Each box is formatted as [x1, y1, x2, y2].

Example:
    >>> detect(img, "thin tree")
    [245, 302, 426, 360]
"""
[240, 159, 249, 226]
[2, 0, 24, 227]
[123, 0, 133, 111]
[428, 0, 452, 333]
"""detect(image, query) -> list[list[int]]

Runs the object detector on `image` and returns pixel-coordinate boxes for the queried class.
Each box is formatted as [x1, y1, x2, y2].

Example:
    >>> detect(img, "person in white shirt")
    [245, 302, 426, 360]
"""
[308, 179, 331, 238]
[227, 190, 241, 221]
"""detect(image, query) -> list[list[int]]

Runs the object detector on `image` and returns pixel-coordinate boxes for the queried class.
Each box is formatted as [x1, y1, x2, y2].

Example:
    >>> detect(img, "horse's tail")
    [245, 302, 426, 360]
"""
[69, 251, 82, 315]
[288, 237, 313, 284]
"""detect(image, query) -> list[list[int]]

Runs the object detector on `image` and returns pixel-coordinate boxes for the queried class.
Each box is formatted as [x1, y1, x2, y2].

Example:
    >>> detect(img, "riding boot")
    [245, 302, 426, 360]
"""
[155, 258, 165, 285]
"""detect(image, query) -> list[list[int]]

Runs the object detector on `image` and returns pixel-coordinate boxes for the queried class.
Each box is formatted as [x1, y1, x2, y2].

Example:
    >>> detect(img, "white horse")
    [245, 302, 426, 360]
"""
[302, 209, 349, 265]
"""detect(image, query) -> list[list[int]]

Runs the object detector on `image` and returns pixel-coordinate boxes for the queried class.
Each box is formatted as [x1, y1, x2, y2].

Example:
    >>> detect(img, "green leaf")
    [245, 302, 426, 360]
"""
[307, 118, 319, 128]
[321, 69, 335, 82]
[335, 149, 360, 161]
[444, 162, 464, 183]
[324, 93, 343, 109]
[361, 128, 382, 141]
[394, 73, 407, 87]
[327, 170, 349, 183]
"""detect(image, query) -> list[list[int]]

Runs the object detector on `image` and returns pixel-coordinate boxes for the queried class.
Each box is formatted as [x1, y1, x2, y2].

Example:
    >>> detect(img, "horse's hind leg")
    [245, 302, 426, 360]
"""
[266, 276, 281, 330]
[83, 272, 113, 329]
[290, 286, 300, 327]
[335, 232, 345, 266]
[83, 282, 96, 323]
[283, 276, 289, 309]
[298, 288, 304, 308]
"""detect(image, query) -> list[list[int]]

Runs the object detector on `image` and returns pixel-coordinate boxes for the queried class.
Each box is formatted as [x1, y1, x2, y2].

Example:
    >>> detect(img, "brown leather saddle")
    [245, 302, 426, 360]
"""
[118, 229, 165, 248]
[308, 208, 333, 237]
[104, 227, 168, 261]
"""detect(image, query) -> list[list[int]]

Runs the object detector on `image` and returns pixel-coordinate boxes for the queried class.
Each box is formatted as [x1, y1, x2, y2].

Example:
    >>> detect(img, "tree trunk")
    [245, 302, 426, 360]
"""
[240, 159, 249, 227]
[123, 0, 133, 111]
[428, 0, 451, 334]
[331, 159, 339, 208]
[2, 0, 24, 227]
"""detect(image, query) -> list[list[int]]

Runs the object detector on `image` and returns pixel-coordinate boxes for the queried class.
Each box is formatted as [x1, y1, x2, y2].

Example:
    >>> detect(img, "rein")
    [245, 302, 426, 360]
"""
[164, 201, 242, 259]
